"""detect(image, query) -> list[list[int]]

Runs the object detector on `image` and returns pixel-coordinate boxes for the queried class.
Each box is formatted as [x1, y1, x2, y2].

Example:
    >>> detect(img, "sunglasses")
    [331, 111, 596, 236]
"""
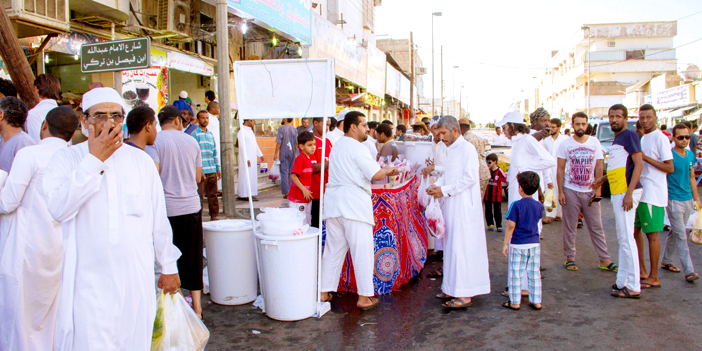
[676, 135, 691, 140]
[486, 160, 494, 164]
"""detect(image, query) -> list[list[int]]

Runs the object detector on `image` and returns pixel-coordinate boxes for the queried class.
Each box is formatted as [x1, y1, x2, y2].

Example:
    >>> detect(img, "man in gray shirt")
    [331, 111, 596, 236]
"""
[153, 105, 204, 318]
[0, 97, 36, 171]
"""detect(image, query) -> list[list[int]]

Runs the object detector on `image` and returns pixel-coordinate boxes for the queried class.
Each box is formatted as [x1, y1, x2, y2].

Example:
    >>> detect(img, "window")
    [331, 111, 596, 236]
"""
[626, 50, 645, 60]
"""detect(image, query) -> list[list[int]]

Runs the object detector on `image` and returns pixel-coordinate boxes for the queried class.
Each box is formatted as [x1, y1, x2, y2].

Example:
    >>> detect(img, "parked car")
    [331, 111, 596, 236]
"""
[589, 118, 638, 197]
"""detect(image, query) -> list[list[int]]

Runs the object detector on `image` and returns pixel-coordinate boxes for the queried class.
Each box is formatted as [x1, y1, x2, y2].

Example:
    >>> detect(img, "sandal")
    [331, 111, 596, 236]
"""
[427, 268, 443, 278]
[685, 272, 699, 282]
[564, 261, 578, 271]
[661, 264, 681, 273]
[436, 293, 452, 299]
[598, 263, 618, 272]
[641, 282, 661, 289]
[528, 302, 542, 310]
[359, 297, 379, 311]
[444, 298, 472, 309]
[501, 301, 520, 310]
[611, 287, 641, 299]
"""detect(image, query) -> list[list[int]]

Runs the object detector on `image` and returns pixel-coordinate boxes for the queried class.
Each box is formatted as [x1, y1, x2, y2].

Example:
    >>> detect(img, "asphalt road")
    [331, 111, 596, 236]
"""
[202, 197, 702, 350]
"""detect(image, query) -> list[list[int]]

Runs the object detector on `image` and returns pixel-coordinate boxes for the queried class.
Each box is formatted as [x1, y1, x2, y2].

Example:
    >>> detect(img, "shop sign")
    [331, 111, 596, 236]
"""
[81, 38, 150, 73]
[366, 47, 386, 98]
[121, 67, 169, 114]
[651, 84, 694, 109]
[385, 63, 400, 100]
[167, 51, 214, 76]
[151, 48, 167, 67]
[227, 0, 312, 45]
[309, 13, 366, 86]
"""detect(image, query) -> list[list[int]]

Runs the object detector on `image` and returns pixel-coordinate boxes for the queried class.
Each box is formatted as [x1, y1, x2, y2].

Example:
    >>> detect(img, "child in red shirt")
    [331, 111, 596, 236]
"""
[287, 131, 316, 224]
[485, 153, 508, 232]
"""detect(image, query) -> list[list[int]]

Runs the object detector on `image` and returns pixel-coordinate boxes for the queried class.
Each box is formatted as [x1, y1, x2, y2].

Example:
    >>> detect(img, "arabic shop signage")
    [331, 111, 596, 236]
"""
[80, 38, 150, 73]
[227, 0, 311, 45]
[650, 84, 694, 110]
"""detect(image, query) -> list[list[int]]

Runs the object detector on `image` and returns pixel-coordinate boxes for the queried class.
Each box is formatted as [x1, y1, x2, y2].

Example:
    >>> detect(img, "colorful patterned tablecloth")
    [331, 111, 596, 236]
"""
[330, 175, 429, 295]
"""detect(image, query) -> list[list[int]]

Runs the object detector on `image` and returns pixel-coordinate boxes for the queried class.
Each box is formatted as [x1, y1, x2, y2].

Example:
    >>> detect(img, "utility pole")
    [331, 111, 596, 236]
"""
[581, 26, 591, 117]
[0, 6, 39, 108]
[440, 45, 444, 116]
[431, 12, 441, 117]
[216, 0, 236, 217]
[409, 31, 415, 124]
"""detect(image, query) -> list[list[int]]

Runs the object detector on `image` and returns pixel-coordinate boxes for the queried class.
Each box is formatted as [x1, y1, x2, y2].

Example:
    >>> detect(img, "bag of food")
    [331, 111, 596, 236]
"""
[543, 189, 556, 212]
[425, 198, 445, 239]
[691, 206, 702, 245]
[269, 160, 280, 180]
[151, 291, 210, 351]
[417, 176, 430, 210]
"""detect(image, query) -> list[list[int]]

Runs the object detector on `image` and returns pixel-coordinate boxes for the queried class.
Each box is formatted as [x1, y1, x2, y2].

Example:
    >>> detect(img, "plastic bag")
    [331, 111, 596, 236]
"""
[543, 189, 556, 212]
[417, 176, 430, 210]
[425, 198, 445, 238]
[257, 207, 307, 236]
[691, 207, 702, 245]
[269, 160, 281, 180]
[151, 291, 210, 351]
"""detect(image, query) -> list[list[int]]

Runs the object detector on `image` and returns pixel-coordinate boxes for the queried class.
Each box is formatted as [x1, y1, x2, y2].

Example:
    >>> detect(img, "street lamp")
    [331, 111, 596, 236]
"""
[460, 85, 464, 118]
[453, 65, 459, 115]
[432, 12, 442, 117]
[581, 26, 591, 117]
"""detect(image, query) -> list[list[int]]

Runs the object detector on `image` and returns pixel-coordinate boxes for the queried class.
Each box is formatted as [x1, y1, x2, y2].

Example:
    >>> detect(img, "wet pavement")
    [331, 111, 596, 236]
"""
[202, 196, 702, 350]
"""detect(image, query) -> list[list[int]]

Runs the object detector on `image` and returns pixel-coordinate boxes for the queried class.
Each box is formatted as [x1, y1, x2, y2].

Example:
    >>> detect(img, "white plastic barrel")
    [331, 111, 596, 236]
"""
[202, 219, 258, 305]
[255, 228, 320, 321]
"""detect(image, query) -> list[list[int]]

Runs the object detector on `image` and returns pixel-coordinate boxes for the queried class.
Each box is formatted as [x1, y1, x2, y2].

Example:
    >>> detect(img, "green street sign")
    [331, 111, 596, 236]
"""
[80, 38, 150, 73]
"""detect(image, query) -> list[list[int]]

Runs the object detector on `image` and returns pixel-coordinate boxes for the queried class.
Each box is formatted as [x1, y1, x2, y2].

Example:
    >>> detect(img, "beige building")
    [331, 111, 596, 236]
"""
[536, 21, 678, 119]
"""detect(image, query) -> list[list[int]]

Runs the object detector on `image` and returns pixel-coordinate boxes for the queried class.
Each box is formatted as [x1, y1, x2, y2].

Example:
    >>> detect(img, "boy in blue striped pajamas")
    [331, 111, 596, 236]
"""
[502, 171, 543, 310]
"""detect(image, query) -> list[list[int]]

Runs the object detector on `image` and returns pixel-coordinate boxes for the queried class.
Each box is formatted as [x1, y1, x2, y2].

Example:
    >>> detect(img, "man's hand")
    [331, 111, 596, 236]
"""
[591, 176, 606, 190]
[158, 273, 181, 295]
[383, 166, 399, 176]
[622, 192, 634, 211]
[201, 173, 206, 182]
[695, 200, 702, 210]
[427, 185, 444, 198]
[247, 160, 251, 167]
[260, 156, 265, 163]
[538, 189, 544, 203]
[88, 122, 123, 162]
[216, 170, 222, 180]
[547, 182, 553, 189]
[422, 165, 435, 178]
[559, 192, 566, 207]
[594, 187, 602, 198]
[502, 243, 509, 257]
[274, 154, 279, 161]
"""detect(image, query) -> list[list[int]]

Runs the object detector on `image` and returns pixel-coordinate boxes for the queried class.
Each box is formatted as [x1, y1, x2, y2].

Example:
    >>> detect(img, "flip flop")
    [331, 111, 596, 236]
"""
[427, 268, 443, 278]
[359, 297, 379, 311]
[565, 261, 578, 271]
[611, 287, 641, 299]
[598, 263, 619, 272]
[436, 293, 452, 299]
[528, 303, 542, 310]
[444, 298, 472, 309]
[641, 282, 661, 289]
[661, 264, 681, 273]
[501, 301, 520, 310]
[686, 273, 699, 282]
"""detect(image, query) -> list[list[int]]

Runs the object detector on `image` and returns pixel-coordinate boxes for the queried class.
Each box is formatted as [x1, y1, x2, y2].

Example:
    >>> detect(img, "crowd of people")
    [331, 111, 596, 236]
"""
[0, 71, 701, 348]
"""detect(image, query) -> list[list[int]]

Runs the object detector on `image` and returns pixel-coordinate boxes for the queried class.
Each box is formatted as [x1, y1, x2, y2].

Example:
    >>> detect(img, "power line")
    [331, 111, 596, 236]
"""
[676, 9, 702, 21]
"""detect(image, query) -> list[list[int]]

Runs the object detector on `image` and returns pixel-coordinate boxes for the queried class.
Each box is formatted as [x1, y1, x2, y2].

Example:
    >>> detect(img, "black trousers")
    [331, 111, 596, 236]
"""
[311, 198, 321, 228]
[485, 201, 502, 228]
[168, 212, 204, 290]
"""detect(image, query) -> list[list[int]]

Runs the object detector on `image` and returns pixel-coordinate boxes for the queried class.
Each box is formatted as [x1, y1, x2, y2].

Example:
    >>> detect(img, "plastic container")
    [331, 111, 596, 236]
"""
[202, 219, 258, 305]
[255, 228, 320, 321]
[257, 207, 307, 236]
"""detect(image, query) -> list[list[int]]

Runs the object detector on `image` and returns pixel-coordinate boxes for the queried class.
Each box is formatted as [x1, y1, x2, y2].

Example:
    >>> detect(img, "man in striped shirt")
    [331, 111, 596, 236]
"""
[192, 110, 221, 220]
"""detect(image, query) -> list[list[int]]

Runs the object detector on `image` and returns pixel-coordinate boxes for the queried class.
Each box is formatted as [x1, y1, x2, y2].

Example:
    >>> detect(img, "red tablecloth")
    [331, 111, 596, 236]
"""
[335, 175, 429, 295]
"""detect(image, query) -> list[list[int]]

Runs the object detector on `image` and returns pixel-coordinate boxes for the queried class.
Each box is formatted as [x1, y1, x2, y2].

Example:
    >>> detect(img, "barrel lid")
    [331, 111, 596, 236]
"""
[202, 219, 256, 232]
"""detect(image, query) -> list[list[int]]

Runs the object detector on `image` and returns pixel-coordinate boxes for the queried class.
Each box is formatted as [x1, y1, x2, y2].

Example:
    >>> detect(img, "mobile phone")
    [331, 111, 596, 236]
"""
[589, 196, 602, 206]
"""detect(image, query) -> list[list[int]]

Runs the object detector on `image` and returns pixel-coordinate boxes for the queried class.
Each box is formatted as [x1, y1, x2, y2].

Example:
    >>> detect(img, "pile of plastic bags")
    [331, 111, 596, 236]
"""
[151, 291, 209, 351]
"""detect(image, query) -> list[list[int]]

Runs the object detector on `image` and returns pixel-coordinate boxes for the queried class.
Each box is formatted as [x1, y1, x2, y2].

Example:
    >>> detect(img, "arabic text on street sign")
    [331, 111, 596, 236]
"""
[81, 38, 151, 73]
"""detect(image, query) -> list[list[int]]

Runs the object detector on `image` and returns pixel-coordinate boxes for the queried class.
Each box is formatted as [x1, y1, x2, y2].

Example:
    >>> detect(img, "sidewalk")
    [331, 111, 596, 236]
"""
[202, 185, 289, 222]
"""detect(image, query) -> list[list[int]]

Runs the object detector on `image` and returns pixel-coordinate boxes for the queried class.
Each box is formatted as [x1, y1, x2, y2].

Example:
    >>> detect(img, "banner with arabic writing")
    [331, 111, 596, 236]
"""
[227, 0, 311, 45]
[81, 38, 151, 73]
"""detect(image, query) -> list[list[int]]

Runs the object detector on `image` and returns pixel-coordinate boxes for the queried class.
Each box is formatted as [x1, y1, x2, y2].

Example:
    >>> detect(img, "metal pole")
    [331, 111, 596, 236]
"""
[441, 45, 444, 116]
[216, 0, 236, 217]
[587, 29, 591, 117]
[410, 31, 415, 124]
[431, 15, 435, 117]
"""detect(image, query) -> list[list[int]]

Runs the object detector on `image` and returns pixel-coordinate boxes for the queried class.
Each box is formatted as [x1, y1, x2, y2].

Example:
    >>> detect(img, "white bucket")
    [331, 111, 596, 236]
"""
[202, 219, 258, 305]
[255, 228, 320, 321]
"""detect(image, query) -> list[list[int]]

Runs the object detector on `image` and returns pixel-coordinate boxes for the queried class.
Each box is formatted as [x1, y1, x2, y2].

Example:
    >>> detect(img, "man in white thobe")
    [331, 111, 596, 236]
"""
[423, 120, 447, 264]
[25, 74, 61, 143]
[427, 116, 490, 308]
[321, 111, 396, 311]
[491, 126, 511, 146]
[543, 118, 568, 220]
[237, 119, 264, 200]
[327, 109, 348, 145]
[0, 107, 77, 350]
[43, 88, 181, 351]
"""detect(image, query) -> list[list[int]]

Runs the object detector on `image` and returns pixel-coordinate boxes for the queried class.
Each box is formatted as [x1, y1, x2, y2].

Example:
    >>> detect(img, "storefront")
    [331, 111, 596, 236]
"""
[645, 84, 698, 126]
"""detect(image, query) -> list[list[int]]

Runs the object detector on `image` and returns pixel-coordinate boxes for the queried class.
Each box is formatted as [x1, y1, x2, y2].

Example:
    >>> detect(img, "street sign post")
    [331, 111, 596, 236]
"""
[80, 38, 150, 73]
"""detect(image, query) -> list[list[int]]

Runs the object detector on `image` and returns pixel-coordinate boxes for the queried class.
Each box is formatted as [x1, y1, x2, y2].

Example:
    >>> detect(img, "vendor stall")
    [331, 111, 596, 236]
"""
[330, 175, 429, 295]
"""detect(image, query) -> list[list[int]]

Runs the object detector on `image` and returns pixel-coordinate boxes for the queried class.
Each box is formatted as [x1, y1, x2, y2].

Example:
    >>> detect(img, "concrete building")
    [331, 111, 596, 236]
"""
[536, 21, 678, 119]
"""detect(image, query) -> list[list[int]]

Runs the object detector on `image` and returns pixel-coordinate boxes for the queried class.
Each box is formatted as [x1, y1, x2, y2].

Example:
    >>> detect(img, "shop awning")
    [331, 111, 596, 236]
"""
[625, 77, 653, 94]
[658, 104, 699, 119]
[336, 93, 366, 106]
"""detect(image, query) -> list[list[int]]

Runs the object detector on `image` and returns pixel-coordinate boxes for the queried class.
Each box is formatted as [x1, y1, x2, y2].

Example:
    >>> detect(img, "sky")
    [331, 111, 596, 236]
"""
[375, 0, 702, 124]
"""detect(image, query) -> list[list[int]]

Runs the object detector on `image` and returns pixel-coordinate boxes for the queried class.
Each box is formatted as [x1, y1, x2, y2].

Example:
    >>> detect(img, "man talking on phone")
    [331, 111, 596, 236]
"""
[556, 112, 616, 273]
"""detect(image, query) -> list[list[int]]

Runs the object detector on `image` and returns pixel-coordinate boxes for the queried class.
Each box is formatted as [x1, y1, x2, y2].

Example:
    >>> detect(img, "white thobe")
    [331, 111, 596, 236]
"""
[327, 127, 344, 146]
[507, 134, 557, 206]
[528, 130, 553, 191]
[0, 137, 67, 350]
[43, 142, 181, 351]
[491, 134, 511, 146]
[435, 137, 490, 297]
[363, 135, 378, 161]
[430, 140, 448, 251]
[237, 125, 263, 197]
[25, 99, 58, 143]
[543, 134, 568, 217]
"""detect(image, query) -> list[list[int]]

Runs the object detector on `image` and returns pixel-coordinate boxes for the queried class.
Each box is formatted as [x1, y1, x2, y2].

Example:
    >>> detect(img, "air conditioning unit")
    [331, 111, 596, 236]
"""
[417, 67, 427, 75]
[360, 39, 368, 48]
[157, 0, 191, 37]
[3, 0, 70, 37]
[608, 41, 616, 47]
[374, 0, 382, 5]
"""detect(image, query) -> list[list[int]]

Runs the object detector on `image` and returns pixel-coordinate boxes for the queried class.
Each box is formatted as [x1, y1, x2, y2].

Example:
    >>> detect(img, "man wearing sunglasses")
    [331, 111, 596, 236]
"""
[635, 104, 674, 289]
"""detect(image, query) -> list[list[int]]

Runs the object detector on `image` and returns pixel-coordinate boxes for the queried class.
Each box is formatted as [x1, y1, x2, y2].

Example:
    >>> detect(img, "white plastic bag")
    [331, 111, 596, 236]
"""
[417, 176, 430, 210]
[257, 207, 307, 235]
[690, 207, 702, 245]
[151, 291, 210, 351]
[425, 198, 445, 238]
[543, 189, 555, 212]
[269, 160, 281, 180]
